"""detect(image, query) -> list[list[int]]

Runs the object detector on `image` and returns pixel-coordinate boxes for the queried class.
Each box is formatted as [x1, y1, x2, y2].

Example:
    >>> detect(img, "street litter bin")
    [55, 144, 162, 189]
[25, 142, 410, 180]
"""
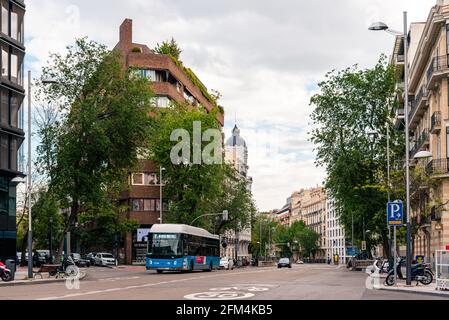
[5, 259, 16, 281]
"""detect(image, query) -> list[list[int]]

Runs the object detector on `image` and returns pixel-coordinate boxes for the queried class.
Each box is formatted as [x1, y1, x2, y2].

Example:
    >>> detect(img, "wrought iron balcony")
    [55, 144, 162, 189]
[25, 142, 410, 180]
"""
[427, 55, 449, 89]
[410, 129, 429, 158]
[431, 111, 441, 133]
[409, 86, 428, 128]
[426, 158, 449, 176]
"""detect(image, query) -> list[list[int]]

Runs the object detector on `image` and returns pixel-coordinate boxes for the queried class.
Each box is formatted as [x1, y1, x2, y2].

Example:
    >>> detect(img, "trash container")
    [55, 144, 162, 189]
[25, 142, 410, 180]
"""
[5, 259, 16, 281]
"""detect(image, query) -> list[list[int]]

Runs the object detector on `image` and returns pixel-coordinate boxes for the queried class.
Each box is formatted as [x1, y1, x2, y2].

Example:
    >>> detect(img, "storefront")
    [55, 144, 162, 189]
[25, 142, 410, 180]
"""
[132, 225, 152, 265]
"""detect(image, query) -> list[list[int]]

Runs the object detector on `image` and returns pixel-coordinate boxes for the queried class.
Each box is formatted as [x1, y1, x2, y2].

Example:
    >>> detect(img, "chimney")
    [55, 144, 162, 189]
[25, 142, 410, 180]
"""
[119, 19, 133, 48]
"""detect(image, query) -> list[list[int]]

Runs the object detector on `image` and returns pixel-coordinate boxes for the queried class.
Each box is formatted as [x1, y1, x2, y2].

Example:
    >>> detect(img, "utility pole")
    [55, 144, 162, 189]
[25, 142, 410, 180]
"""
[159, 167, 165, 224]
[27, 70, 33, 279]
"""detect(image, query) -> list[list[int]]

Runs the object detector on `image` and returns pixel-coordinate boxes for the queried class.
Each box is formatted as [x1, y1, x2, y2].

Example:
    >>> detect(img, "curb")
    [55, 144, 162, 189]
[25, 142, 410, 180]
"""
[376, 286, 449, 298]
[0, 272, 87, 287]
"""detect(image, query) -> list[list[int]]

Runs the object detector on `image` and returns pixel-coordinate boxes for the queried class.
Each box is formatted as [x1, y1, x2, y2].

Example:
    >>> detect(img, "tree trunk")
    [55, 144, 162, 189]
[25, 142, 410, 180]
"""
[20, 232, 28, 267]
[381, 232, 391, 260]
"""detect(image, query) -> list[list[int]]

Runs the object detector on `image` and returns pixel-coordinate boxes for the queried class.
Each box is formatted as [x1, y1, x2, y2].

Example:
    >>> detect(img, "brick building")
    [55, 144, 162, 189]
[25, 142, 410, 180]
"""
[114, 19, 224, 264]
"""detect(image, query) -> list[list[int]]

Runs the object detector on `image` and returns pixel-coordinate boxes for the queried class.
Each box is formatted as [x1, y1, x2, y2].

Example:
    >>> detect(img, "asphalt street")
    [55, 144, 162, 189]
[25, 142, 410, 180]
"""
[0, 264, 446, 300]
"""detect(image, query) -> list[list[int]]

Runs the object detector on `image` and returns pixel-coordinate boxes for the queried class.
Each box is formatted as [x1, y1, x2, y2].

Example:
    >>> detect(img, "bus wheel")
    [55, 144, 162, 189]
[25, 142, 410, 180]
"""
[157, 270, 163, 274]
[203, 262, 213, 272]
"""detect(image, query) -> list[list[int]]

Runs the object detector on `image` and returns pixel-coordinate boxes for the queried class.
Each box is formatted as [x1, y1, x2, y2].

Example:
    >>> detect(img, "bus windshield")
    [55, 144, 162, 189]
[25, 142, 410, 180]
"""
[148, 233, 182, 257]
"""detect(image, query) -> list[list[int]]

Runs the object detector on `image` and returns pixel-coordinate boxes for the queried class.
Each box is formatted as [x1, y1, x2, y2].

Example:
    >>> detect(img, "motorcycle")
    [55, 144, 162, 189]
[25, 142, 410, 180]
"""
[385, 257, 433, 286]
[0, 261, 13, 282]
[370, 258, 389, 274]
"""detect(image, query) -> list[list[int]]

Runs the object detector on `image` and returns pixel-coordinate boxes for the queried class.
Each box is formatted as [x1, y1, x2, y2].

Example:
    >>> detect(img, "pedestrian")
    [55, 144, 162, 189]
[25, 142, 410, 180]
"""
[327, 256, 331, 265]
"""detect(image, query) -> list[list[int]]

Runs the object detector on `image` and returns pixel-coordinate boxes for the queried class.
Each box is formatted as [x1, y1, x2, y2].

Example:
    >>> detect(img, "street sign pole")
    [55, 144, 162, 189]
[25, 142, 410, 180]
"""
[393, 226, 397, 286]
[387, 201, 403, 287]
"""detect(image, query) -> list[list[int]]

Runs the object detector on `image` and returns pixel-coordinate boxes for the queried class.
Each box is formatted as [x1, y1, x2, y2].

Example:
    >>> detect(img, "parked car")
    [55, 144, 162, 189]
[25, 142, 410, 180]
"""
[85, 252, 97, 266]
[219, 257, 234, 270]
[70, 253, 91, 268]
[16, 252, 28, 264]
[277, 258, 292, 269]
[94, 253, 117, 267]
[33, 250, 50, 267]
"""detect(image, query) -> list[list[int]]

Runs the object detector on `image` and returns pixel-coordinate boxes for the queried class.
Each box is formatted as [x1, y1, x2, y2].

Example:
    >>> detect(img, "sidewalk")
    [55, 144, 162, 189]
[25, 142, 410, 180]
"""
[0, 267, 87, 287]
[377, 282, 449, 298]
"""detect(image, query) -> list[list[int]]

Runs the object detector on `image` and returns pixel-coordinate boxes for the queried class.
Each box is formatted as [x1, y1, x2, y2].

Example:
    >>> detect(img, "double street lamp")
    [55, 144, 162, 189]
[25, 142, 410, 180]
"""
[369, 12, 413, 285]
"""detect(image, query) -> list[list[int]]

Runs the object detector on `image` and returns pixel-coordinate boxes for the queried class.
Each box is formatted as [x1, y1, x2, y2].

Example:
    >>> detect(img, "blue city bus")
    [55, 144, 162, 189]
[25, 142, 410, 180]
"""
[146, 224, 220, 273]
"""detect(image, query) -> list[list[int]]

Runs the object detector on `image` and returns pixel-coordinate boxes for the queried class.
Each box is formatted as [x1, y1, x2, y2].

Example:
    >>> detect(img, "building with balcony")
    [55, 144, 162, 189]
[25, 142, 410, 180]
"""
[0, 0, 25, 262]
[301, 187, 327, 259]
[395, 0, 449, 263]
[326, 197, 347, 264]
[114, 19, 224, 264]
[222, 125, 252, 262]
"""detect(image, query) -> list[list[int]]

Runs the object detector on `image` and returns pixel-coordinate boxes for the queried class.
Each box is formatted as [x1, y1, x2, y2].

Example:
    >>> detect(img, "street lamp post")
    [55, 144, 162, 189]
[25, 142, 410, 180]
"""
[27, 70, 33, 279]
[369, 11, 412, 286]
[159, 167, 165, 224]
[49, 216, 53, 263]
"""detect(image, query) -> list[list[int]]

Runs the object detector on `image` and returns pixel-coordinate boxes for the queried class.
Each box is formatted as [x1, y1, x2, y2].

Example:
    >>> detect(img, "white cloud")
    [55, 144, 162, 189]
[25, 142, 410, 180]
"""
[25, 0, 437, 211]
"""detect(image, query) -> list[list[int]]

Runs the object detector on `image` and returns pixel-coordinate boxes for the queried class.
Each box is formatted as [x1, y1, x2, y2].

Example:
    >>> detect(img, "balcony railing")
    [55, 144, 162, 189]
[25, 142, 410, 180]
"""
[409, 86, 428, 119]
[427, 55, 449, 86]
[431, 111, 441, 133]
[410, 129, 429, 158]
[426, 158, 449, 175]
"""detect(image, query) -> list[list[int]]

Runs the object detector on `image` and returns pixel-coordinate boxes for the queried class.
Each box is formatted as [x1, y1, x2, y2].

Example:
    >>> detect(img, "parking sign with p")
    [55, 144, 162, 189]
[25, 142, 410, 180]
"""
[387, 201, 404, 226]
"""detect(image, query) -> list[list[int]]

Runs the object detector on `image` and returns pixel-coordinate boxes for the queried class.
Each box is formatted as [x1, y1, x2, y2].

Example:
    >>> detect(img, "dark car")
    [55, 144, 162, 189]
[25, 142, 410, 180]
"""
[277, 258, 292, 269]
[33, 250, 50, 267]
[70, 253, 91, 268]
[85, 253, 97, 266]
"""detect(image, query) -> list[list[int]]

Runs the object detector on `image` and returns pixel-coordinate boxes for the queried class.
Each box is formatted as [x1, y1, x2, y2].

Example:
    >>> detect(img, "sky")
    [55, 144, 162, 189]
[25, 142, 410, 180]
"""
[24, 0, 437, 212]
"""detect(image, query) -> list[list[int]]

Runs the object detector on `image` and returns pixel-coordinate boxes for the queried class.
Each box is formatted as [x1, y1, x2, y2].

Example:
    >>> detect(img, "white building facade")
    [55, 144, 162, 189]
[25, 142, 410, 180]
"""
[326, 197, 347, 264]
[223, 125, 252, 263]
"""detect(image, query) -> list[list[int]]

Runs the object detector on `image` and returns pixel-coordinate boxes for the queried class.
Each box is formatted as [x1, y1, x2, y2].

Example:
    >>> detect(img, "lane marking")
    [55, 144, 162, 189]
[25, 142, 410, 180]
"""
[185, 291, 254, 300]
[37, 266, 330, 300]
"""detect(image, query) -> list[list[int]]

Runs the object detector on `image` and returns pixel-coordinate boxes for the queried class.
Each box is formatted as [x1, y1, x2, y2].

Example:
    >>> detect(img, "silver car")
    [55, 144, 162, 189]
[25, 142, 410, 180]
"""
[94, 253, 117, 267]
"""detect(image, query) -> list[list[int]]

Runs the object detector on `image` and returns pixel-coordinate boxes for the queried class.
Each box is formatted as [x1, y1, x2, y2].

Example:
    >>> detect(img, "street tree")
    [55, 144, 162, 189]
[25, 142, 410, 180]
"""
[310, 56, 400, 258]
[147, 103, 255, 232]
[34, 38, 154, 260]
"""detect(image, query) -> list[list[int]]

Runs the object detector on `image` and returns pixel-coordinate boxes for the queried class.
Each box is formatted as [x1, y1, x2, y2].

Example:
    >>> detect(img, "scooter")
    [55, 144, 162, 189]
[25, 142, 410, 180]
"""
[0, 261, 13, 282]
[385, 257, 433, 286]
[369, 258, 387, 274]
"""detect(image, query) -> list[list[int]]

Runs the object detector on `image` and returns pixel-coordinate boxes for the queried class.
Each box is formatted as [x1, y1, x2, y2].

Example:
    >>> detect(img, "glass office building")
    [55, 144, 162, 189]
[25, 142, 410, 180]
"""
[0, 0, 25, 262]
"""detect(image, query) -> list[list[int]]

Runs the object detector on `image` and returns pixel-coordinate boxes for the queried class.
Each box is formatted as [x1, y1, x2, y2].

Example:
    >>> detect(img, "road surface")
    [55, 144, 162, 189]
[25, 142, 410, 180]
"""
[1, 264, 445, 300]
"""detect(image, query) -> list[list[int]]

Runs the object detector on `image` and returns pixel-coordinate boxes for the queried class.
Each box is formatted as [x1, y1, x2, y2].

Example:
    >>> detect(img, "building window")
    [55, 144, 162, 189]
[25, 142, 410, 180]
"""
[131, 172, 159, 185]
[132, 199, 144, 211]
[0, 88, 7, 125]
[1, 0, 7, 35]
[157, 96, 170, 108]
[10, 48, 23, 85]
[131, 198, 167, 212]
[131, 173, 144, 185]
[11, 3, 24, 43]
[446, 127, 449, 159]
[1, 45, 7, 79]
[0, 134, 8, 170]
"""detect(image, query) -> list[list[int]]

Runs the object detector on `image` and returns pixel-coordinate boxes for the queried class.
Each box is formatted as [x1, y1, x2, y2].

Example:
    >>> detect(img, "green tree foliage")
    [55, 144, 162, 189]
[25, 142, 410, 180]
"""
[35, 38, 154, 259]
[251, 216, 320, 259]
[154, 37, 183, 60]
[30, 190, 64, 251]
[147, 103, 255, 233]
[309, 56, 401, 258]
